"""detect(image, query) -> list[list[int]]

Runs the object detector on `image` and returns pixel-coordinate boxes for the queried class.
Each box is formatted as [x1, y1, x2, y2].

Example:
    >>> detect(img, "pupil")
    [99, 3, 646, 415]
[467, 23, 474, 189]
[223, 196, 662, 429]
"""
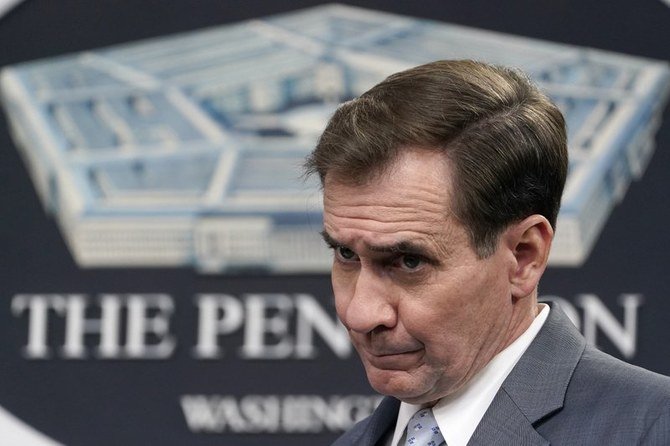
[403, 256, 420, 268]
[340, 247, 354, 259]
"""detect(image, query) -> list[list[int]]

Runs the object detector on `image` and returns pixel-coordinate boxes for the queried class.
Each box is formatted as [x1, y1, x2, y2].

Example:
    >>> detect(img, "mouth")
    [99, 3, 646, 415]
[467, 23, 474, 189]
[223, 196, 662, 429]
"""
[363, 348, 424, 370]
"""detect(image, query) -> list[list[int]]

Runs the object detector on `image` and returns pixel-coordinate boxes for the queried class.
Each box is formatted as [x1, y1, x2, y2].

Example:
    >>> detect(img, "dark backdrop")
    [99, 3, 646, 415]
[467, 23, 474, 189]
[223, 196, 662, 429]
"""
[0, 1, 668, 445]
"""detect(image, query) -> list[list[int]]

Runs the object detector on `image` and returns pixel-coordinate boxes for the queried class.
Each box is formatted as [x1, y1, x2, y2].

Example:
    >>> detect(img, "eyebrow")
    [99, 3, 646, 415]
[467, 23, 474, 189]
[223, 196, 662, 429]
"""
[320, 230, 339, 249]
[320, 230, 431, 257]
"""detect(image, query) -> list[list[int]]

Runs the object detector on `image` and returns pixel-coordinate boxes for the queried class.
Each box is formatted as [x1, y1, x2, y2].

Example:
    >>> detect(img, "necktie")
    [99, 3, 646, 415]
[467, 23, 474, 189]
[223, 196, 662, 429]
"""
[404, 408, 446, 446]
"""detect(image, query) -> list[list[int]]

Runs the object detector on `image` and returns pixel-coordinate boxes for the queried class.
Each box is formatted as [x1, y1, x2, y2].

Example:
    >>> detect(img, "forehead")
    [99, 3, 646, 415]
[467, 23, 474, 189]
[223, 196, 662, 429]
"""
[322, 149, 457, 243]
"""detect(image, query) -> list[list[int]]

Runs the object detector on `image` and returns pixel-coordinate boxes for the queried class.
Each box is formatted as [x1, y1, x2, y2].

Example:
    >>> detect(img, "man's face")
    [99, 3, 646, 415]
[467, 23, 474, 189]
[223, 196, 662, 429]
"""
[322, 149, 529, 405]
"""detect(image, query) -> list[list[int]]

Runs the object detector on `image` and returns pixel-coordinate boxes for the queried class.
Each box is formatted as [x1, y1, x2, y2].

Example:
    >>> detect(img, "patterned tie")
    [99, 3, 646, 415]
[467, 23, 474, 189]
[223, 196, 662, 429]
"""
[404, 408, 446, 446]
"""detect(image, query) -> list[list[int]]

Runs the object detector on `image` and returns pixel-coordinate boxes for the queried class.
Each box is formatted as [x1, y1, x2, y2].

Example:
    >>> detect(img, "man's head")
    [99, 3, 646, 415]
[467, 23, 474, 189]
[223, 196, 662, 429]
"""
[305, 60, 568, 404]
[306, 59, 567, 257]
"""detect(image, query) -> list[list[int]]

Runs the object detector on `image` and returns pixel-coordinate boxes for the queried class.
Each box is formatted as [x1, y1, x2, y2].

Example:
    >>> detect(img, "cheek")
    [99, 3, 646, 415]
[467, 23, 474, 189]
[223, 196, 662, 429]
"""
[331, 269, 353, 319]
[399, 281, 483, 346]
[334, 295, 349, 322]
[397, 295, 450, 343]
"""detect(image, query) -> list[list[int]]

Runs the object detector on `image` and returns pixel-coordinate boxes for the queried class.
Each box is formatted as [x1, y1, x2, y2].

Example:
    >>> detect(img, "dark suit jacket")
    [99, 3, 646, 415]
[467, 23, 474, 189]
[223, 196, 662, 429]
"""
[332, 304, 670, 445]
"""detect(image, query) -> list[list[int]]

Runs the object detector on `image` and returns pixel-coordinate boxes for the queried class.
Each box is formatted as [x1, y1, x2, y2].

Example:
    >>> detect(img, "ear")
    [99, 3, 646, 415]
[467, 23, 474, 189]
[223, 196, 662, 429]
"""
[503, 215, 554, 299]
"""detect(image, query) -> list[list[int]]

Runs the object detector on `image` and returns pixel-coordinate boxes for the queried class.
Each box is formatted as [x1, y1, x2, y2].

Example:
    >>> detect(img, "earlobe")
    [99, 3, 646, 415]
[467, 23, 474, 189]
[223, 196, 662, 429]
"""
[506, 215, 554, 299]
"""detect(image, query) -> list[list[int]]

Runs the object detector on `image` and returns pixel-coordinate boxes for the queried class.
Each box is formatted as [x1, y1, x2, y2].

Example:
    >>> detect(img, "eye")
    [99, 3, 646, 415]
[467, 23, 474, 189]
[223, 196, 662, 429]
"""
[336, 246, 359, 262]
[398, 255, 423, 271]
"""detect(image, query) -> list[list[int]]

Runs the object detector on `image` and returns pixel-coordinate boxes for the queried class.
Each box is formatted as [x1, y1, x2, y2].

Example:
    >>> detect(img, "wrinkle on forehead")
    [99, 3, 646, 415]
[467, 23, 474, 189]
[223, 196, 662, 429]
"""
[322, 149, 466, 260]
[323, 149, 455, 223]
[324, 201, 448, 226]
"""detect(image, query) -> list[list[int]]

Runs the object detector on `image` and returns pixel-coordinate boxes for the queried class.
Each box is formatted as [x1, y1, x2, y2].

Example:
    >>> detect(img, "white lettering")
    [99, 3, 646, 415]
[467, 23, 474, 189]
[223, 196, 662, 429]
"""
[541, 293, 643, 358]
[12, 293, 176, 359]
[125, 294, 176, 359]
[62, 294, 123, 359]
[181, 395, 224, 432]
[180, 394, 382, 434]
[15, 292, 642, 361]
[577, 293, 642, 359]
[240, 395, 281, 432]
[295, 294, 350, 359]
[11, 294, 67, 359]
[241, 294, 294, 359]
[180, 395, 246, 432]
[98, 295, 123, 358]
[193, 294, 244, 359]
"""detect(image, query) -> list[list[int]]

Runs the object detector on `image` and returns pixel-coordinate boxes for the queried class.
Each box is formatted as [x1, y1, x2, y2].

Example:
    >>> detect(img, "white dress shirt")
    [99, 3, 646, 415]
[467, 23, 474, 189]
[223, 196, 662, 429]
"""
[388, 304, 550, 446]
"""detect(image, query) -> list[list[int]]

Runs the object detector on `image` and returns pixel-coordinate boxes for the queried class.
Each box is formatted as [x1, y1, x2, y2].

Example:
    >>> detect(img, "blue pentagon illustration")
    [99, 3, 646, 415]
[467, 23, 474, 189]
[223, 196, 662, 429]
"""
[1, 4, 668, 272]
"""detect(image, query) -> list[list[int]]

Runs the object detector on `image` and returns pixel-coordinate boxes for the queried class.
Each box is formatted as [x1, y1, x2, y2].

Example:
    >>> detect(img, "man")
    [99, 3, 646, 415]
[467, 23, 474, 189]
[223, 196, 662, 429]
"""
[304, 60, 670, 445]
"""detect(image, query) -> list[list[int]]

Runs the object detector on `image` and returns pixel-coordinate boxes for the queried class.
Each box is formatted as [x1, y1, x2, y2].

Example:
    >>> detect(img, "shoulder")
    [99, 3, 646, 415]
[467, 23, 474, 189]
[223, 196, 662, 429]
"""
[570, 345, 670, 409]
[523, 305, 670, 443]
[537, 302, 670, 400]
[541, 344, 670, 443]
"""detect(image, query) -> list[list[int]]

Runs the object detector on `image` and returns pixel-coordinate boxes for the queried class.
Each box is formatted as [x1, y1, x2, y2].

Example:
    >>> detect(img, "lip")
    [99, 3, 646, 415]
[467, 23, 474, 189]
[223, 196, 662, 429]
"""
[363, 348, 424, 370]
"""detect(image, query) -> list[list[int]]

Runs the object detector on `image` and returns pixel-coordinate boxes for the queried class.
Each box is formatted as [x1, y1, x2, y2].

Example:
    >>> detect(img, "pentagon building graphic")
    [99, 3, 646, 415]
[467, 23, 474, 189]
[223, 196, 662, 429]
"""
[1, 4, 668, 272]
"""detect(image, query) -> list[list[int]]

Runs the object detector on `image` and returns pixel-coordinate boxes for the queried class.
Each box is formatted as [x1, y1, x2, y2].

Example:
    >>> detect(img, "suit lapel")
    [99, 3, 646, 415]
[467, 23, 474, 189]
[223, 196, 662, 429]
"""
[354, 396, 400, 446]
[469, 388, 549, 445]
[469, 304, 586, 445]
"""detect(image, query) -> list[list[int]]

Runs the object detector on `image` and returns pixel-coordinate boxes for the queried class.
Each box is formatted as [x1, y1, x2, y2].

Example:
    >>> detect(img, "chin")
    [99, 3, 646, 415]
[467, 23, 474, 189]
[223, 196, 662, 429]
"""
[366, 368, 434, 403]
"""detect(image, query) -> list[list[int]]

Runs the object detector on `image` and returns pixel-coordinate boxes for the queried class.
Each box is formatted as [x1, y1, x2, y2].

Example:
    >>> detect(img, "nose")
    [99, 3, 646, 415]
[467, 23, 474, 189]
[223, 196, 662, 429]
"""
[339, 266, 397, 334]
